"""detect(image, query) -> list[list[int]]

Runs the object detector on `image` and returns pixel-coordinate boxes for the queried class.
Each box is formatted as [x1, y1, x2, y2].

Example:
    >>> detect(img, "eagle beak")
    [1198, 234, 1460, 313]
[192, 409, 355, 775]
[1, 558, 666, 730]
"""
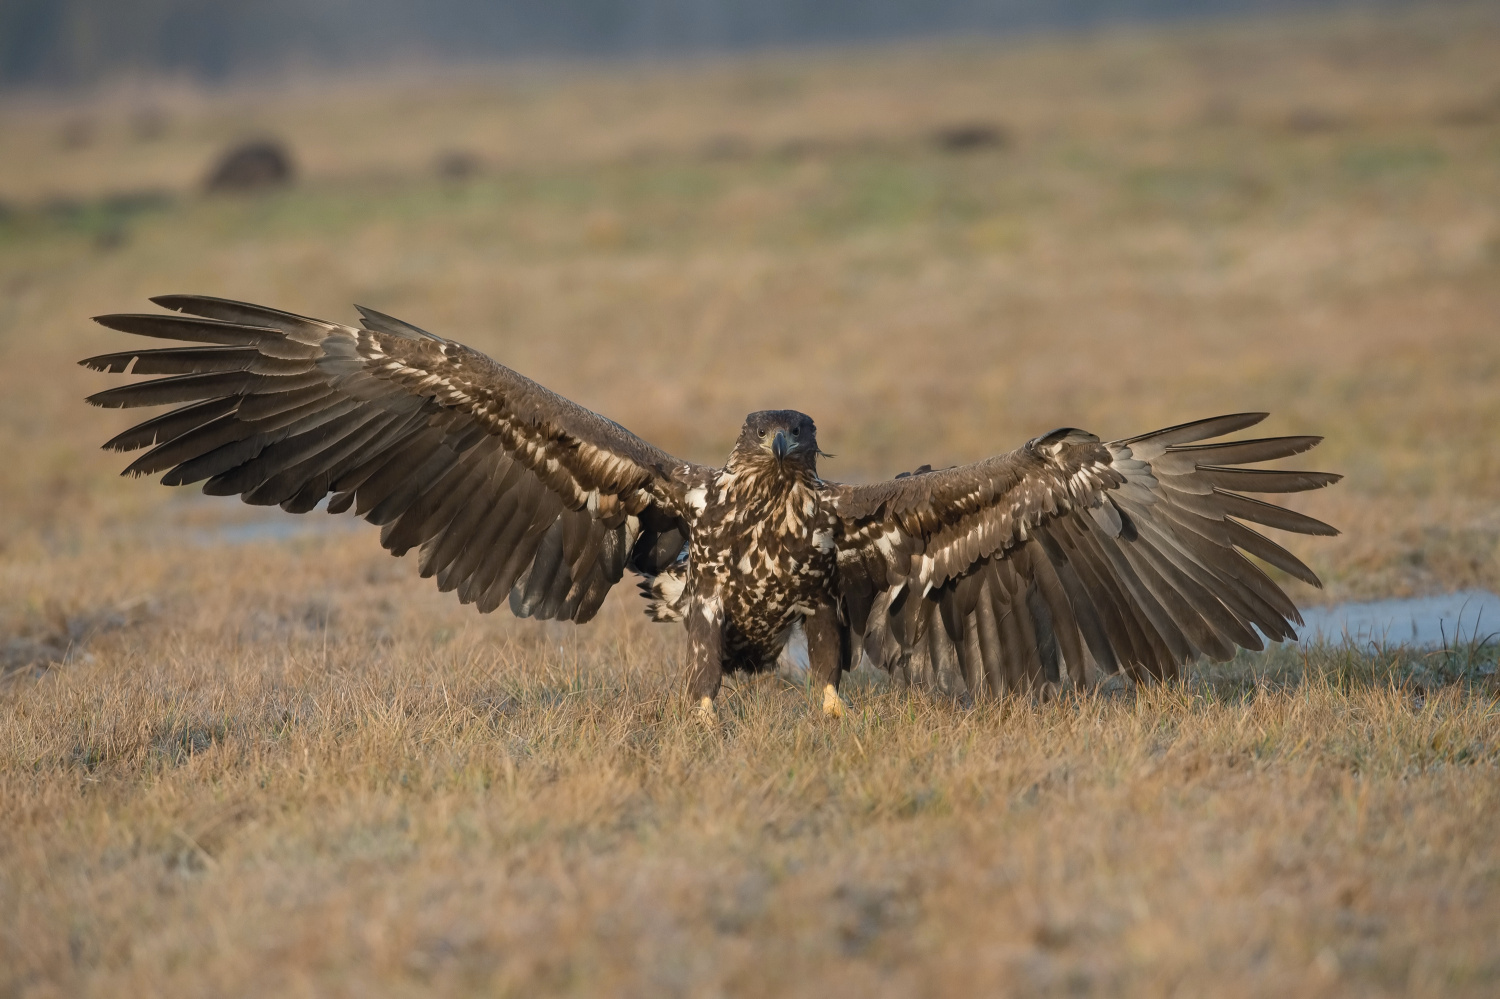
[772, 430, 790, 462]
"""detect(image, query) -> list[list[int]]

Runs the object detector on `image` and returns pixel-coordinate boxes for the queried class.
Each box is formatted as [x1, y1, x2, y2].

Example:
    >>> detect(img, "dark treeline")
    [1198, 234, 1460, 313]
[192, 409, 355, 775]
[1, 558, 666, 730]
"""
[2, 0, 1392, 88]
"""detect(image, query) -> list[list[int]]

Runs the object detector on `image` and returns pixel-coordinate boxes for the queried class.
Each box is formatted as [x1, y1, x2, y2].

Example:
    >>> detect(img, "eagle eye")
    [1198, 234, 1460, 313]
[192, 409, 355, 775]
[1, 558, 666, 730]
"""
[757, 429, 766, 439]
[791, 428, 800, 438]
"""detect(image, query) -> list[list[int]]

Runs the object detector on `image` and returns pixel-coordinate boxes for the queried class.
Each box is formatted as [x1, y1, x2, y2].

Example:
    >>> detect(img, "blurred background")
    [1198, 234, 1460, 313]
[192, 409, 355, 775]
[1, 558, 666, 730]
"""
[1, 0, 1497, 605]
[0, 0, 1402, 86]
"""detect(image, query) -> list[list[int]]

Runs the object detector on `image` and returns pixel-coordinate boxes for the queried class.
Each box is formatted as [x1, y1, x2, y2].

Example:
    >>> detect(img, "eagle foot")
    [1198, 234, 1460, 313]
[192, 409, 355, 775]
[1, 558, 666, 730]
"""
[695, 695, 719, 727]
[821, 684, 846, 719]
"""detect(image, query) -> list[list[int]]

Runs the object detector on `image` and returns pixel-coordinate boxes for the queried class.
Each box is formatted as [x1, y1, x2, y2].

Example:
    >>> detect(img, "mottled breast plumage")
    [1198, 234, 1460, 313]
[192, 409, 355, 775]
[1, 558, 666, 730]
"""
[681, 462, 840, 672]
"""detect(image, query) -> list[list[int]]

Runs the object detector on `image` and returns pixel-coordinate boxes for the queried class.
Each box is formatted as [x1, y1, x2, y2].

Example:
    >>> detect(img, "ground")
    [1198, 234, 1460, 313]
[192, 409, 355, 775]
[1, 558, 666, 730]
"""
[1, 4, 1498, 996]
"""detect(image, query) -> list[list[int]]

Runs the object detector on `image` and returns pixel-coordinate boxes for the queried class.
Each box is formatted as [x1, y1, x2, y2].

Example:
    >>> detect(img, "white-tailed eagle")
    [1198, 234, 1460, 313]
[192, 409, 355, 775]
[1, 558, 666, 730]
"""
[84, 296, 1340, 718]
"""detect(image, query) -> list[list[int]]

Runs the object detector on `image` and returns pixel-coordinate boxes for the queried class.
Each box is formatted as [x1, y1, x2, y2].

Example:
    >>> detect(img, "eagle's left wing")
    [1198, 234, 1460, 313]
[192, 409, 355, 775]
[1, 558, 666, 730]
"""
[827, 414, 1340, 694]
[83, 295, 707, 624]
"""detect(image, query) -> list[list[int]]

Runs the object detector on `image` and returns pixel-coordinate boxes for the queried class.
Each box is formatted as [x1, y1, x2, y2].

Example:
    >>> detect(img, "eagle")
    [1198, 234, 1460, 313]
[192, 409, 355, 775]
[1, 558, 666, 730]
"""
[83, 296, 1341, 720]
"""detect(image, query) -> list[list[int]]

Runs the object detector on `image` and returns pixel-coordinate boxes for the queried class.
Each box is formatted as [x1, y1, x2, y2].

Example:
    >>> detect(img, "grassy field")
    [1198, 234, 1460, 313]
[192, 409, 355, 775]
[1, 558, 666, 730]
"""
[3, 4, 1499, 995]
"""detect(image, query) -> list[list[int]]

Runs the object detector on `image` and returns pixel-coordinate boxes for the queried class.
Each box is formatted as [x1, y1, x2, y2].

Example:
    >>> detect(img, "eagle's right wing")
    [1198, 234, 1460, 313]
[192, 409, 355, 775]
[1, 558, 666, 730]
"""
[83, 295, 708, 623]
[828, 414, 1340, 694]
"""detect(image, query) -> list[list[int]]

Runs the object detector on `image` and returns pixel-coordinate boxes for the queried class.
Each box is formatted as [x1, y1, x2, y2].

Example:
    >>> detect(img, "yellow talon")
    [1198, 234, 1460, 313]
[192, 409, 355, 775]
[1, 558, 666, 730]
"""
[822, 683, 845, 718]
[696, 695, 719, 726]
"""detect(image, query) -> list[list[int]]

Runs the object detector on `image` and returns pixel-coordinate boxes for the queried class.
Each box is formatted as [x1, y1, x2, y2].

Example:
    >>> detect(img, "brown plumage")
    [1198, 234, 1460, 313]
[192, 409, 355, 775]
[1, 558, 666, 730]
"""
[83, 296, 1341, 716]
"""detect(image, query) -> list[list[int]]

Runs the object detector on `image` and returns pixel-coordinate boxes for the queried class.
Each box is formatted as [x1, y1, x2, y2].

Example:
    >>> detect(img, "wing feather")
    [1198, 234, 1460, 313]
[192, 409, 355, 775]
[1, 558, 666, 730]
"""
[832, 413, 1339, 694]
[989, 572, 1028, 692]
[972, 579, 1005, 695]
[85, 296, 706, 624]
[1223, 517, 1322, 590]
[1019, 539, 1089, 685]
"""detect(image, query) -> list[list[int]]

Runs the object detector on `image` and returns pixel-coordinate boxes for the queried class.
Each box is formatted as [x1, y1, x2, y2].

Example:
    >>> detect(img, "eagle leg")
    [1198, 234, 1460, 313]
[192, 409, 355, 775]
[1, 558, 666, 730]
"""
[806, 604, 851, 718]
[686, 596, 725, 719]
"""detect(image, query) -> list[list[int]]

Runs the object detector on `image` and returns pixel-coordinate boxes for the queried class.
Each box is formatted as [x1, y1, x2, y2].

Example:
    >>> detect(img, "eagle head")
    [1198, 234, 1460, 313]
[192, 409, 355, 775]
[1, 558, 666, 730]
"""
[730, 410, 821, 475]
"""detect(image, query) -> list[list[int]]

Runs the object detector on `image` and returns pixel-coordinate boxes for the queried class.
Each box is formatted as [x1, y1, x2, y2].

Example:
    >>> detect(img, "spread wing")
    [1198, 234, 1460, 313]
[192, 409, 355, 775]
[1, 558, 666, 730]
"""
[83, 295, 707, 623]
[828, 414, 1340, 694]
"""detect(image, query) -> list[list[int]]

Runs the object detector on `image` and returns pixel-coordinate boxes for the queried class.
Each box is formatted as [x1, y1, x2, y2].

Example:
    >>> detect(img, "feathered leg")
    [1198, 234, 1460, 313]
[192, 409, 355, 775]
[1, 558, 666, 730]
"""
[806, 603, 851, 718]
[685, 596, 725, 723]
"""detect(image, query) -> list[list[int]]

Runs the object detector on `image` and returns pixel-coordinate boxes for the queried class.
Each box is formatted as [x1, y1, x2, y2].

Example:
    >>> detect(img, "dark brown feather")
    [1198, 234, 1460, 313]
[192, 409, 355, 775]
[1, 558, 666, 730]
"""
[833, 414, 1339, 697]
[85, 296, 703, 625]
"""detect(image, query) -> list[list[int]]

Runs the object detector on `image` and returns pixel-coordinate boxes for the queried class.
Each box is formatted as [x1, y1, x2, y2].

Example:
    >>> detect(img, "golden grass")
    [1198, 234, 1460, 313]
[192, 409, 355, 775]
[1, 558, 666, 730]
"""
[5, 536, 1500, 996]
[2, 4, 1500, 995]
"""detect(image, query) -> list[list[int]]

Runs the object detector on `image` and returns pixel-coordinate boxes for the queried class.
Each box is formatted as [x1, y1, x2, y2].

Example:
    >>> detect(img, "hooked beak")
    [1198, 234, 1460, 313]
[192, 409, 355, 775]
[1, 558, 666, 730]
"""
[771, 430, 790, 462]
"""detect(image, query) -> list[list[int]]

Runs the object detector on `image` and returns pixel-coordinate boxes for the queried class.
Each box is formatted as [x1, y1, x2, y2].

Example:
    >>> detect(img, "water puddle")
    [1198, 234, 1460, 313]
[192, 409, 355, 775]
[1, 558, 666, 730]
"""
[152, 493, 362, 547]
[1295, 590, 1500, 649]
[189, 513, 360, 546]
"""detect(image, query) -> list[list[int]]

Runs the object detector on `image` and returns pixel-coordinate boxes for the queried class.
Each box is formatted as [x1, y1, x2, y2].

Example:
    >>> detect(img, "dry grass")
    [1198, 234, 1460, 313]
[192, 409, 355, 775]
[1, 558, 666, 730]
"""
[3, 4, 1500, 996]
[5, 539, 1499, 997]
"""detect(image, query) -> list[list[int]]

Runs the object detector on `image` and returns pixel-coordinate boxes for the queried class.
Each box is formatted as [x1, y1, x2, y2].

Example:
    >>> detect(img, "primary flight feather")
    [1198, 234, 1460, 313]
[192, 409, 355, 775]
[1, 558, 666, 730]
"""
[84, 296, 1340, 717]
